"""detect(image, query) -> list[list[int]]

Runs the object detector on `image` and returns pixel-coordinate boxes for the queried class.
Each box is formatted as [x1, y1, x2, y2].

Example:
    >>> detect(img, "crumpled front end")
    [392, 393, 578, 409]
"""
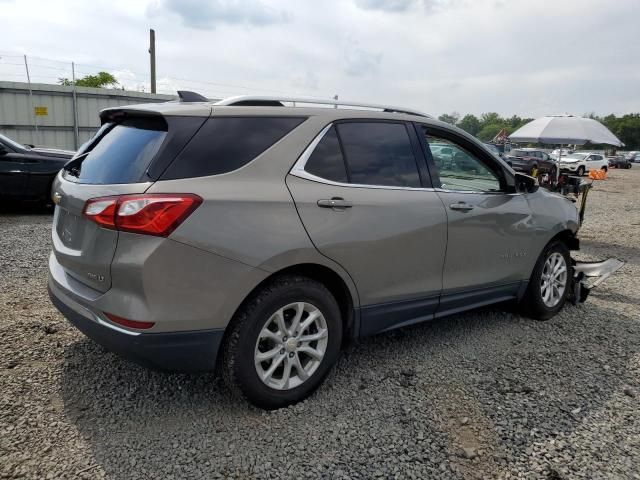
[569, 258, 625, 304]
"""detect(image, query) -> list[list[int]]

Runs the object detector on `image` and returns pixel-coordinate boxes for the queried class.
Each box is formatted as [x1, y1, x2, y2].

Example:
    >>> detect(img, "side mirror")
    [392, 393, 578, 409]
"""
[515, 172, 539, 193]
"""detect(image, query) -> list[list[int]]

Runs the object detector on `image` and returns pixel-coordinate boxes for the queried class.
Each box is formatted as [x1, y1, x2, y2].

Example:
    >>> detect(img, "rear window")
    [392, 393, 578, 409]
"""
[70, 117, 167, 184]
[161, 116, 305, 180]
[336, 122, 421, 188]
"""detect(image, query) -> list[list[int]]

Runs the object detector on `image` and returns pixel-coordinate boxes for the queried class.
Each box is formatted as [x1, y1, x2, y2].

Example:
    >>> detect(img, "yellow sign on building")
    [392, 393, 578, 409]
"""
[34, 106, 48, 116]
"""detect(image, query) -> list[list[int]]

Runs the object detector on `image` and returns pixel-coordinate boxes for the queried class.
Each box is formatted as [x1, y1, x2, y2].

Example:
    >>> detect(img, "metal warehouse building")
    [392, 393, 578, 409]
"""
[0, 81, 175, 151]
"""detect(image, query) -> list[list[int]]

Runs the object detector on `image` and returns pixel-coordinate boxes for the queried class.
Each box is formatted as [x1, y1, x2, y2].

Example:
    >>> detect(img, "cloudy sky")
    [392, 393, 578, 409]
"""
[1, 0, 639, 117]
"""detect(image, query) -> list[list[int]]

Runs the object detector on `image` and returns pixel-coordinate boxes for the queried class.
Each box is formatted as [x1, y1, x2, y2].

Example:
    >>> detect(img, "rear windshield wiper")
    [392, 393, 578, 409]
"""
[63, 152, 89, 178]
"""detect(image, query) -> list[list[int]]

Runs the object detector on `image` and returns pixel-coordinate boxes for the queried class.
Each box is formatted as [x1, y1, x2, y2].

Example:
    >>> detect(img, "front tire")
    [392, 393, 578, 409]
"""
[222, 275, 342, 409]
[576, 166, 585, 176]
[519, 241, 571, 320]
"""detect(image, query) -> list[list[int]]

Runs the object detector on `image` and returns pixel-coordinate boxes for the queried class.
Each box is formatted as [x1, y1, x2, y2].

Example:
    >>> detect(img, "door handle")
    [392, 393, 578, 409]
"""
[449, 202, 474, 211]
[317, 197, 353, 209]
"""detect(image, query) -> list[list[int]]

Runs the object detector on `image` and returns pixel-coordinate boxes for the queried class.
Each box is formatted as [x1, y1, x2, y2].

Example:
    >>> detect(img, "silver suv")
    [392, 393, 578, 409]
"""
[49, 94, 582, 409]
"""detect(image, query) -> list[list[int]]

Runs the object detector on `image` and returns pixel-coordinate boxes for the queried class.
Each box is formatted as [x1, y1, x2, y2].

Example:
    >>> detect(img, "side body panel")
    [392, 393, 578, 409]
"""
[436, 191, 534, 291]
[286, 175, 447, 308]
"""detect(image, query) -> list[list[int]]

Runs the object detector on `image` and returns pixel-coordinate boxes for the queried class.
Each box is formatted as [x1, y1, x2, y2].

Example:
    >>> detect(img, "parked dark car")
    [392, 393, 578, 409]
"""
[505, 148, 557, 176]
[607, 155, 632, 169]
[0, 134, 74, 205]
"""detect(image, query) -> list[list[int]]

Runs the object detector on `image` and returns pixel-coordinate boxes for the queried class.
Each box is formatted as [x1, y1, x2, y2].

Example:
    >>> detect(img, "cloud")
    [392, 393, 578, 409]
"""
[148, 0, 289, 29]
[343, 48, 382, 77]
[354, 0, 415, 12]
[354, 0, 458, 13]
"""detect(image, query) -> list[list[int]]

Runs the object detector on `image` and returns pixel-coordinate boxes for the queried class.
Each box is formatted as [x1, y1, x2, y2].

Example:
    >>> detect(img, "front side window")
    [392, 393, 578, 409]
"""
[336, 122, 421, 187]
[423, 131, 501, 192]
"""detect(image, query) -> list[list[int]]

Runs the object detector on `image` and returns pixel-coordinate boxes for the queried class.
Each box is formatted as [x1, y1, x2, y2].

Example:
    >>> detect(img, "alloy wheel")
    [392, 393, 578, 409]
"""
[254, 302, 329, 390]
[540, 252, 568, 308]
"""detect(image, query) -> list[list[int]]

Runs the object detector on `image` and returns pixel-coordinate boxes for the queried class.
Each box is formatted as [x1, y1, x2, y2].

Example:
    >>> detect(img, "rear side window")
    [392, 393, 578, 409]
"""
[336, 122, 421, 188]
[162, 117, 305, 179]
[304, 126, 348, 183]
[72, 117, 167, 184]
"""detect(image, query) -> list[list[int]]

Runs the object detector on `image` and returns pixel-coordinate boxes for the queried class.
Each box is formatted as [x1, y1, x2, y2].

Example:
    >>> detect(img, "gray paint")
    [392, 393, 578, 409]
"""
[49, 102, 580, 338]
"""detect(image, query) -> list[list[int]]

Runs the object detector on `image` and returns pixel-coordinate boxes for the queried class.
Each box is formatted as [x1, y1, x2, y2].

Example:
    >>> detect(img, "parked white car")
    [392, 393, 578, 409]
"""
[559, 152, 608, 176]
[549, 148, 573, 160]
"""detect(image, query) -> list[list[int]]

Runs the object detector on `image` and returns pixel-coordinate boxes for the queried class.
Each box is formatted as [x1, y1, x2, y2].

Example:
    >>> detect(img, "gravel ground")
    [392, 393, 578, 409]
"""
[1, 169, 639, 479]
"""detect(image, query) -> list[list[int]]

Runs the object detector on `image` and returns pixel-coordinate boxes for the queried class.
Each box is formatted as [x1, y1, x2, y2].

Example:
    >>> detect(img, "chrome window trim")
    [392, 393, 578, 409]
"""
[290, 122, 521, 195]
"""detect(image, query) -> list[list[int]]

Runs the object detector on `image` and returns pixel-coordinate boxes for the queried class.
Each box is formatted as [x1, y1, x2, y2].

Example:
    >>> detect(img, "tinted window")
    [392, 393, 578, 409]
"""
[73, 118, 167, 184]
[337, 122, 420, 187]
[424, 132, 501, 192]
[163, 117, 305, 179]
[305, 126, 348, 183]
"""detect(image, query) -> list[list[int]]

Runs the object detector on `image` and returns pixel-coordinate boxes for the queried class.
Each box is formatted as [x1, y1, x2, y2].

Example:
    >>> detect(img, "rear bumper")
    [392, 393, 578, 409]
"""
[48, 284, 224, 372]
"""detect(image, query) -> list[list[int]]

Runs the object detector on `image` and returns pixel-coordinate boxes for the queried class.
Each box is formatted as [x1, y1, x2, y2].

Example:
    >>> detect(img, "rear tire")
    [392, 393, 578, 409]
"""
[576, 166, 585, 176]
[519, 241, 571, 321]
[601, 166, 608, 172]
[222, 275, 342, 409]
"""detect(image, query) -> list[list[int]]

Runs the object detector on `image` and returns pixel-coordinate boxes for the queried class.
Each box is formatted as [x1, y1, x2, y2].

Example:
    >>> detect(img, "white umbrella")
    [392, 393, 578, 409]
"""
[509, 115, 623, 146]
[508, 115, 623, 181]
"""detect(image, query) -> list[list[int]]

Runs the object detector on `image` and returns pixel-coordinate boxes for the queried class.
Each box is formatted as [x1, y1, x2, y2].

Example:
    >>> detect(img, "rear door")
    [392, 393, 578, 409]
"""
[287, 120, 448, 335]
[417, 124, 534, 312]
[51, 115, 187, 292]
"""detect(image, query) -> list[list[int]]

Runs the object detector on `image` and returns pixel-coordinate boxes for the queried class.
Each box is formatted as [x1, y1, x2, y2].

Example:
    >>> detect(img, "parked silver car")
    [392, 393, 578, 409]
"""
[49, 94, 588, 408]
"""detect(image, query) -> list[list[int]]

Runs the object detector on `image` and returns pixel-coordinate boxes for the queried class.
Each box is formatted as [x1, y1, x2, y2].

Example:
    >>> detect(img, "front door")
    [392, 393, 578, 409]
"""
[417, 125, 534, 314]
[287, 121, 448, 335]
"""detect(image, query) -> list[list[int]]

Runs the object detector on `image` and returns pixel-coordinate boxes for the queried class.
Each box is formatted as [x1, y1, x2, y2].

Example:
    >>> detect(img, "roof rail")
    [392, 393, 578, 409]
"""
[214, 95, 431, 117]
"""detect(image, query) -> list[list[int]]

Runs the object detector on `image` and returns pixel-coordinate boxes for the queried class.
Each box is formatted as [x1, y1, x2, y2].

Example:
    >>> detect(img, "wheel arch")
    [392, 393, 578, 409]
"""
[550, 229, 580, 251]
[228, 262, 359, 345]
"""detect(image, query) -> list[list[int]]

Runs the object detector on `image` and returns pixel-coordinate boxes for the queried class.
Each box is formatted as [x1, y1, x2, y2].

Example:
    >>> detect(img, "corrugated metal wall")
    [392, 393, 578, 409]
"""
[0, 81, 175, 150]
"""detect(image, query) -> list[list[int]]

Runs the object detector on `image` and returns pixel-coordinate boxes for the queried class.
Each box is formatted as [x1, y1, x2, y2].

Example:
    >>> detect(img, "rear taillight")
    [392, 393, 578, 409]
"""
[83, 194, 202, 237]
[104, 312, 155, 330]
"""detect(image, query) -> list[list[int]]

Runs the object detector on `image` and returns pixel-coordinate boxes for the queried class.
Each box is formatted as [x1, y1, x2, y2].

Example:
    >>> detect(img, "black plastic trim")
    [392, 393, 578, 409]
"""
[359, 295, 439, 336]
[435, 282, 521, 318]
[357, 282, 523, 337]
[49, 286, 224, 372]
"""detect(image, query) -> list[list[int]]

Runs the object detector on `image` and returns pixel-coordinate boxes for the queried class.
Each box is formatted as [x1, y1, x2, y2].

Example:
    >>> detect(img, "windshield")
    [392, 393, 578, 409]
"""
[0, 133, 26, 151]
[511, 150, 531, 157]
[564, 153, 587, 160]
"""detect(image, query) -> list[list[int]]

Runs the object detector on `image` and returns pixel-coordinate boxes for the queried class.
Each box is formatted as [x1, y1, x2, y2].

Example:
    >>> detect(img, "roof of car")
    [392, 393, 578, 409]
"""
[100, 94, 433, 123]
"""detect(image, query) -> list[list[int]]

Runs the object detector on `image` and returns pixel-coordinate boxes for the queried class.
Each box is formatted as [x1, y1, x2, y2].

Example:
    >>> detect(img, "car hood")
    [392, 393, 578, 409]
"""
[560, 158, 580, 163]
[30, 147, 75, 158]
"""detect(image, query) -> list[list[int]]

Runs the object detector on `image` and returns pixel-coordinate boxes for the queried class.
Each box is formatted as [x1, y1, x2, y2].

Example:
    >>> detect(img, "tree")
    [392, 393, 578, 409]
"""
[438, 112, 460, 125]
[477, 124, 504, 142]
[479, 112, 501, 129]
[457, 114, 481, 136]
[58, 71, 119, 88]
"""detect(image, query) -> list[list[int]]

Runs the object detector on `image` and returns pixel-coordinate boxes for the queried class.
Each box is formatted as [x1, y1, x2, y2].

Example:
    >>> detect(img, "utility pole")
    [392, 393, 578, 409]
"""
[71, 62, 79, 149]
[149, 29, 156, 93]
[23, 55, 39, 144]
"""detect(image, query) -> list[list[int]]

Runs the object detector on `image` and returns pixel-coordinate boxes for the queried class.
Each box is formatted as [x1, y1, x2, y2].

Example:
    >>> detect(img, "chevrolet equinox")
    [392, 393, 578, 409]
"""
[49, 94, 582, 409]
